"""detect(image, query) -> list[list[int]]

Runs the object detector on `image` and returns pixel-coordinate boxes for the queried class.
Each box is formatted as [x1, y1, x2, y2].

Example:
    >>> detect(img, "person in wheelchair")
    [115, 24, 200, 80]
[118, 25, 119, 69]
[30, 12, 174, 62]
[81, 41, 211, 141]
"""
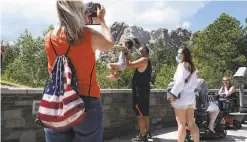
[195, 70, 209, 110]
[218, 76, 237, 112]
[195, 70, 219, 133]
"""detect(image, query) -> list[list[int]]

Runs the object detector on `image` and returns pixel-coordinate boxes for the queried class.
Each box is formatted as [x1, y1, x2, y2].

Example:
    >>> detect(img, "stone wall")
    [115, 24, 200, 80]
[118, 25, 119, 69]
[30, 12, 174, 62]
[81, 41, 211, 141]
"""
[1, 88, 247, 142]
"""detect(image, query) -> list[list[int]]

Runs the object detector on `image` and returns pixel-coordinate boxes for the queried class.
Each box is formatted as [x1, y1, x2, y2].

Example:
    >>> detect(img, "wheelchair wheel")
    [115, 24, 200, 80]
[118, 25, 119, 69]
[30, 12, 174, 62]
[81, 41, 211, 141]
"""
[233, 120, 242, 129]
[185, 130, 194, 142]
[219, 129, 227, 138]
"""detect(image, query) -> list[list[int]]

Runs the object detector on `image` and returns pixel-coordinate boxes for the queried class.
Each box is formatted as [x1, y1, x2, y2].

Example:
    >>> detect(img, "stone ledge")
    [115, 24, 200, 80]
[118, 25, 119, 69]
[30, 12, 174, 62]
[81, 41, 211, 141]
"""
[1, 88, 167, 94]
[1, 88, 27, 94]
[1, 88, 246, 95]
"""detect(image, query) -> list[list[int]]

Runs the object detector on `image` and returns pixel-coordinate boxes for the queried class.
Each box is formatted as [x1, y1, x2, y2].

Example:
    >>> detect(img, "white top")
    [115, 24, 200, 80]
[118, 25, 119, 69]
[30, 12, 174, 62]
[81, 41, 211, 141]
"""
[170, 63, 198, 106]
[118, 51, 126, 64]
[118, 50, 131, 63]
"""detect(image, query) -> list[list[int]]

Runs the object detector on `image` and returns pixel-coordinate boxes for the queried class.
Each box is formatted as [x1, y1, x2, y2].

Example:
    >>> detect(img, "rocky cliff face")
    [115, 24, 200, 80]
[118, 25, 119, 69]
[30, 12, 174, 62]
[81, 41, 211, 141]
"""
[99, 22, 192, 62]
[110, 22, 192, 46]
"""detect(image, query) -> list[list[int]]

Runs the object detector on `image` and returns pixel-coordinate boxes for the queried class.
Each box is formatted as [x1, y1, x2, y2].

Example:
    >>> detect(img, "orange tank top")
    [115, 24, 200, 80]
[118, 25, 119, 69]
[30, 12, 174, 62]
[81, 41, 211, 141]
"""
[45, 28, 100, 98]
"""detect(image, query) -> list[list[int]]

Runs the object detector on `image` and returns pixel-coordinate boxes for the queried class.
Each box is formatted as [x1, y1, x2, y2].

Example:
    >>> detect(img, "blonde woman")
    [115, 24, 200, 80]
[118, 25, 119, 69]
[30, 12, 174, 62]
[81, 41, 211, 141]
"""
[218, 76, 237, 111]
[44, 1, 114, 142]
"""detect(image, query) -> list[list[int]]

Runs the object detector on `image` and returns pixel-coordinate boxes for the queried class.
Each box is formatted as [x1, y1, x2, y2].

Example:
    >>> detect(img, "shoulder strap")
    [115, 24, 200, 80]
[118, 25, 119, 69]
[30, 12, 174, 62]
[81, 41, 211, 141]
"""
[50, 32, 58, 56]
[185, 72, 193, 83]
[49, 31, 71, 57]
[88, 62, 95, 96]
[65, 45, 71, 57]
[88, 62, 96, 108]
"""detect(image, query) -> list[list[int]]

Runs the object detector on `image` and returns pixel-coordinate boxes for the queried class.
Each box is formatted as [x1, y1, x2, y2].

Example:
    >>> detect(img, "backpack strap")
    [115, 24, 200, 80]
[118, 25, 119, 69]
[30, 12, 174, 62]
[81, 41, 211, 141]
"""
[50, 32, 58, 56]
[65, 45, 71, 57]
[49, 31, 71, 57]
[88, 62, 96, 107]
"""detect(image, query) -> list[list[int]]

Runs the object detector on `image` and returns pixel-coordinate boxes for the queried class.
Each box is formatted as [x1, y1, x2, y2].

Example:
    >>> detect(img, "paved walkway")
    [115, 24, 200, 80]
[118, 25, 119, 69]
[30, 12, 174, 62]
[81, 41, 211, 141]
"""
[104, 123, 247, 142]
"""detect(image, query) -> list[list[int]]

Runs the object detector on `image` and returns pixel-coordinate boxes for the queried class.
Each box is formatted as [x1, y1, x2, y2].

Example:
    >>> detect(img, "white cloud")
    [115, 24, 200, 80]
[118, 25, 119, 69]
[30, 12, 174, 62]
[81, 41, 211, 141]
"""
[176, 21, 191, 29]
[1, 0, 209, 41]
[182, 22, 191, 29]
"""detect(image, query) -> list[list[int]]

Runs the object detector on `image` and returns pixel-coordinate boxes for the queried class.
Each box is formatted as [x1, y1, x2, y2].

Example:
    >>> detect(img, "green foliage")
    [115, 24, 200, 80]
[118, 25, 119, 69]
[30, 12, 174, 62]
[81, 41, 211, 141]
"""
[96, 61, 133, 89]
[192, 13, 247, 88]
[2, 25, 54, 87]
[150, 39, 177, 74]
[155, 64, 176, 89]
[1, 42, 20, 72]
[3, 30, 47, 87]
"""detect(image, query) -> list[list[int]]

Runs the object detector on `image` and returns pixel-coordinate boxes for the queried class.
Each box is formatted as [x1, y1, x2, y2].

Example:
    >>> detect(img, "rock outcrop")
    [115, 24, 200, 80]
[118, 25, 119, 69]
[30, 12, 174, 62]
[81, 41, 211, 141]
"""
[99, 22, 192, 62]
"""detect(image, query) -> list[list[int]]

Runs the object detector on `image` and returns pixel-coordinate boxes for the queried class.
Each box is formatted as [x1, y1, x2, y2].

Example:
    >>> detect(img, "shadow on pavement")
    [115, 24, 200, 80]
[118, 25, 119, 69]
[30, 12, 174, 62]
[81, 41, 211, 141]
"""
[148, 138, 177, 142]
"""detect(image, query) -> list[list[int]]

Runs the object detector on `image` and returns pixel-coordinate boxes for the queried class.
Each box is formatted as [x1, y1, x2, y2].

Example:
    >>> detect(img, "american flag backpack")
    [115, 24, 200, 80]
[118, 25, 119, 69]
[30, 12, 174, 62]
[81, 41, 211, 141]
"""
[35, 32, 94, 129]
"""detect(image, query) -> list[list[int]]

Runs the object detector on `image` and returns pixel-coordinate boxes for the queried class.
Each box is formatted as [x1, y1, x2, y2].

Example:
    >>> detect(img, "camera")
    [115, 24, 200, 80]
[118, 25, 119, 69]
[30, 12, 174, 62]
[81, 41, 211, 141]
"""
[85, 2, 101, 17]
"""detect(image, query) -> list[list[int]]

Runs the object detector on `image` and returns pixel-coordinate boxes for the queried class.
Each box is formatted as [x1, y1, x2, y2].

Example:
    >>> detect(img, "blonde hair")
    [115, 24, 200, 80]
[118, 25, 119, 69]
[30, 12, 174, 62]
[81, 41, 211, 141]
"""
[223, 76, 231, 81]
[56, 0, 85, 45]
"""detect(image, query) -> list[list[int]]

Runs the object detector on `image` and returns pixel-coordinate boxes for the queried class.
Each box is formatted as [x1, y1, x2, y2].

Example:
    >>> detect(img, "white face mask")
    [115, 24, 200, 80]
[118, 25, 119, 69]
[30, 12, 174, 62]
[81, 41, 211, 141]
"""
[176, 55, 181, 63]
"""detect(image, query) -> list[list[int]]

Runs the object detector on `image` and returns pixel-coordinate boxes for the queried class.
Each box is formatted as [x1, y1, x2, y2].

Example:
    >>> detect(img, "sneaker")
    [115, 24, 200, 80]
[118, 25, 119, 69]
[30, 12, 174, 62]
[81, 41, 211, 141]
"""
[145, 131, 152, 138]
[131, 133, 148, 142]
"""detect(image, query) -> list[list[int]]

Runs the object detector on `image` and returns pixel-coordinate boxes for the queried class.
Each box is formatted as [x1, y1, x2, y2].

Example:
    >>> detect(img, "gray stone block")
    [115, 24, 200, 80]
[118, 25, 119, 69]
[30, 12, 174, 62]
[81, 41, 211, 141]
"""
[104, 96, 112, 104]
[15, 101, 33, 106]
[120, 108, 126, 116]
[20, 131, 36, 142]
[155, 124, 163, 129]
[27, 89, 43, 94]
[103, 114, 111, 127]
[5, 131, 20, 140]
[102, 105, 111, 111]
[150, 98, 156, 106]
[134, 124, 139, 130]
[5, 119, 25, 128]
[151, 118, 157, 124]
[157, 117, 162, 122]
[160, 112, 165, 117]
[4, 110, 22, 119]
[163, 108, 167, 114]
[1, 88, 27, 95]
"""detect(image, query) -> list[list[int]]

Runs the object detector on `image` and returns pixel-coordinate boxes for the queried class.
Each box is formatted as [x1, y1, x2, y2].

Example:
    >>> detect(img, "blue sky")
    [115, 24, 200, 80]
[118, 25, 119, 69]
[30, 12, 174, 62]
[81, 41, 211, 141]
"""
[189, 1, 247, 31]
[1, 0, 247, 42]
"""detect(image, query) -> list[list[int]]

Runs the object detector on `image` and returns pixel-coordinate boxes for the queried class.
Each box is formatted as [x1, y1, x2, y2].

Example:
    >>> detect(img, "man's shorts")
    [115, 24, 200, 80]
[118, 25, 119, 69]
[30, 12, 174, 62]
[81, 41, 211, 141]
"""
[133, 96, 150, 116]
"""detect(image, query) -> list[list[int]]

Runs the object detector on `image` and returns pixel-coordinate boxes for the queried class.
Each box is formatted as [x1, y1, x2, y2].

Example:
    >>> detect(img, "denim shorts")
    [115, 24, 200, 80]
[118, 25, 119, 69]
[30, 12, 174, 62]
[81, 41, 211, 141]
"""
[44, 96, 103, 142]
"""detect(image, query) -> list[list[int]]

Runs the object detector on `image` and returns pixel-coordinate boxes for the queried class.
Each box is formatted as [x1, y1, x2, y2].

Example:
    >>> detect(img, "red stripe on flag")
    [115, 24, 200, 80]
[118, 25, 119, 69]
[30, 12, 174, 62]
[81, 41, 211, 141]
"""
[65, 85, 73, 92]
[63, 93, 81, 105]
[40, 100, 64, 109]
[38, 103, 85, 122]
[41, 112, 86, 130]
[40, 93, 81, 109]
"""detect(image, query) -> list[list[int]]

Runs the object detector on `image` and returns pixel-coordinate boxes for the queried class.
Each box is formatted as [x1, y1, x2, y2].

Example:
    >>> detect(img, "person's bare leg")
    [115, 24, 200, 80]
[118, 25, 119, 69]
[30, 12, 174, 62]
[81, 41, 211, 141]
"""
[186, 107, 199, 142]
[208, 111, 219, 133]
[174, 108, 187, 142]
[107, 63, 121, 77]
[137, 116, 146, 136]
[143, 116, 150, 133]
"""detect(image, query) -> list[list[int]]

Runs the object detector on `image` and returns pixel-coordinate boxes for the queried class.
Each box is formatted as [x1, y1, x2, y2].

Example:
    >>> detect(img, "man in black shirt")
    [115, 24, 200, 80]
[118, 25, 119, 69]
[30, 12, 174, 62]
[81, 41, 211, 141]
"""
[126, 45, 152, 142]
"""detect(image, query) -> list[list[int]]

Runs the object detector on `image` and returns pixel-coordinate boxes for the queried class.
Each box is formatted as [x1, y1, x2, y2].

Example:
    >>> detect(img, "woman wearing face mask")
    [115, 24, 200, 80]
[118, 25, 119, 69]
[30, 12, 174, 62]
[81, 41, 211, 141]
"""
[169, 46, 199, 142]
